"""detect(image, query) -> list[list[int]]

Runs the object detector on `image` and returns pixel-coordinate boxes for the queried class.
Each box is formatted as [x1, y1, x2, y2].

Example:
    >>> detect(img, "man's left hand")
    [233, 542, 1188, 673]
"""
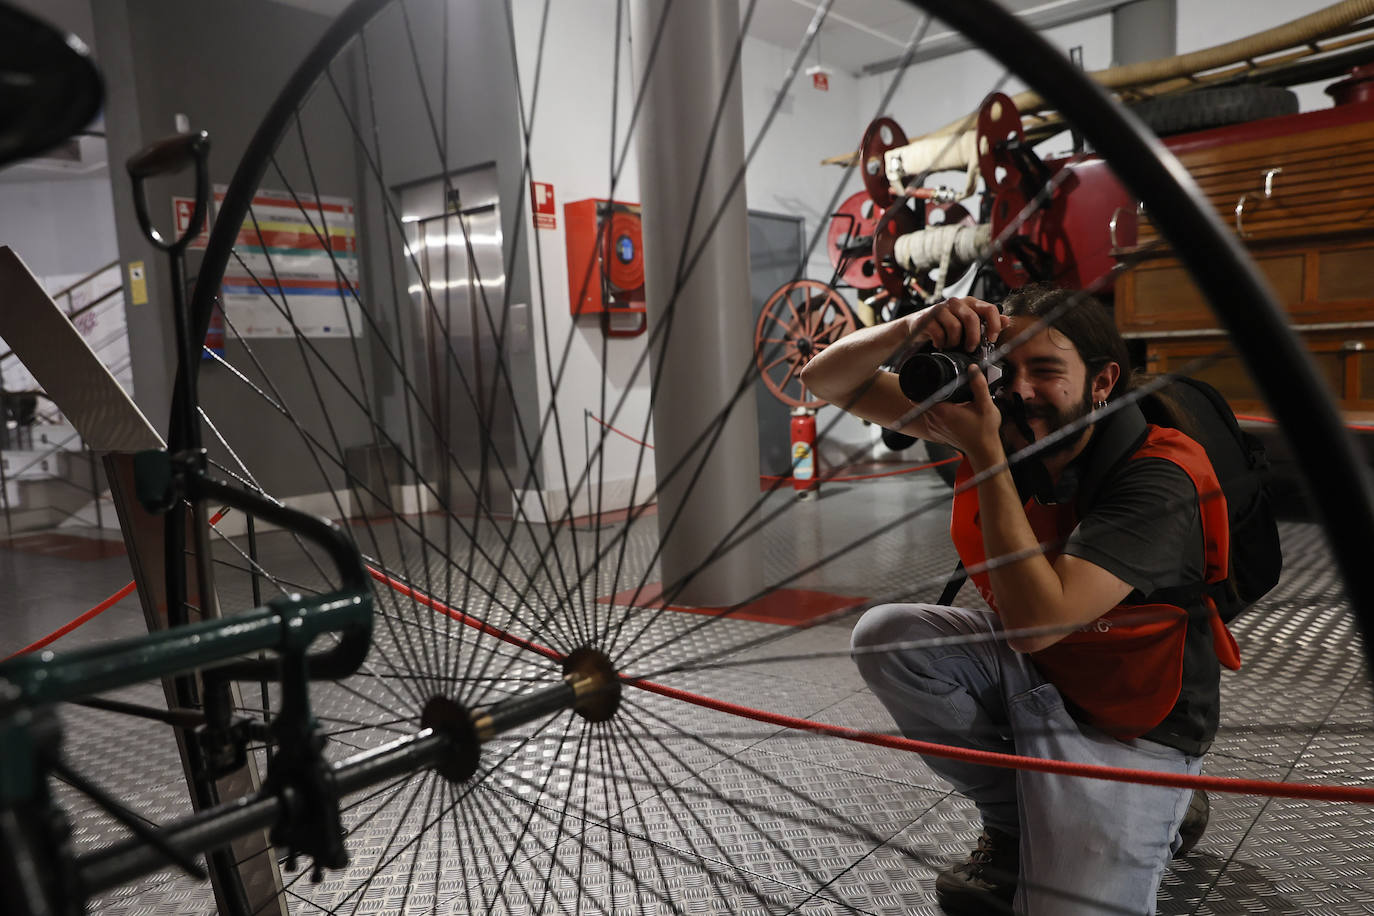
[923, 364, 1004, 469]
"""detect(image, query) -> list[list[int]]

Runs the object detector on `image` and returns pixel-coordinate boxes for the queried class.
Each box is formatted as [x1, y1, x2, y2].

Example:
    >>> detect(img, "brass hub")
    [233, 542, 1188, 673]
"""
[562, 647, 622, 723]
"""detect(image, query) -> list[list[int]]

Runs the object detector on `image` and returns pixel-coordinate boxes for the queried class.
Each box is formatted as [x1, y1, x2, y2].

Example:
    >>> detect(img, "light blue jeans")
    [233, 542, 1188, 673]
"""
[851, 603, 1202, 916]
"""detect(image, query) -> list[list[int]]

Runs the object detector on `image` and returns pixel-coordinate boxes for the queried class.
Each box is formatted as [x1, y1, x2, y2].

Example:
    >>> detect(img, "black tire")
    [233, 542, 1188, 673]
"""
[147, 0, 1374, 912]
[0, 4, 102, 167]
[1129, 85, 1298, 137]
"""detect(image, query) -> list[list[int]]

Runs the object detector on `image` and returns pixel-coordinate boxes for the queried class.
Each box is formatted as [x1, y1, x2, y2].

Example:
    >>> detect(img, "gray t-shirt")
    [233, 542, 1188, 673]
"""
[1062, 457, 1204, 593]
[1059, 453, 1218, 753]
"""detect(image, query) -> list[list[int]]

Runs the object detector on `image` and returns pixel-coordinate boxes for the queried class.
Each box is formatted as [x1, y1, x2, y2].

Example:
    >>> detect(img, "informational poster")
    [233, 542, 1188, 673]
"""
[173, 187, 361, 338]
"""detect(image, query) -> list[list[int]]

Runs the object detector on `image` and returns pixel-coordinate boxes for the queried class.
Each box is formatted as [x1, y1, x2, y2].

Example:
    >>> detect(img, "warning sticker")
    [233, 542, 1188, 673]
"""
[531, 181, 556, 229]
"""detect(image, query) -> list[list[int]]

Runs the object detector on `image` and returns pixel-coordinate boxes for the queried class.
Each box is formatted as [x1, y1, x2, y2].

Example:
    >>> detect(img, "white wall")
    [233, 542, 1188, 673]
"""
[6, 0, 95, 47]
[740, 34, 878, 459]
[0, 177, 127, 398]
[507, 2, 887, 514]
[740, 36, 867, 280]
[0, 177, 119, 279]
[508, 0, 653, 518]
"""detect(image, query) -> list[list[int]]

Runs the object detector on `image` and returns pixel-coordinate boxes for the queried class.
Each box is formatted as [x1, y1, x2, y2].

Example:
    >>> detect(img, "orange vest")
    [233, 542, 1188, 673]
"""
[950, 425, 1242, 740]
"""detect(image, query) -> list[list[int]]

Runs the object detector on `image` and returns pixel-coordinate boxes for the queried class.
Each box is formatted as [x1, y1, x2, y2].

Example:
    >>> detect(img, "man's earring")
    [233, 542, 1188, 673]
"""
[1094, 400, 1107, 410]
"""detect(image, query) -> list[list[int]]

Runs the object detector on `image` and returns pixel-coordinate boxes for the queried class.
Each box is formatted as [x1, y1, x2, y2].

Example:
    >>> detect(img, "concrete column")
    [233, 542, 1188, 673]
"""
[1112, 0, 1176, 67]
[632, 0, 763, 606]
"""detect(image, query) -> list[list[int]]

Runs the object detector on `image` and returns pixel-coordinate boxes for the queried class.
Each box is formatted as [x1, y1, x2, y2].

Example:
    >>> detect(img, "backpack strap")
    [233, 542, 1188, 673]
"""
[938, 562, 967, 606]
[1074, 399, 1149, 515]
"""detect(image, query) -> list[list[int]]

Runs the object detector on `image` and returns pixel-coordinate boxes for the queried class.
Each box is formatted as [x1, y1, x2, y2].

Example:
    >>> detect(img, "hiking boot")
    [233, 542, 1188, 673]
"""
[935, 825, 1019, 915]
[1174, 788, 1209, 858]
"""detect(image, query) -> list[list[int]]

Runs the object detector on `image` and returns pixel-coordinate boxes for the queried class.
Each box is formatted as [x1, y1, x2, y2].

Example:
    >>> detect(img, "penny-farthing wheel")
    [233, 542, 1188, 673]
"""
[754, 279, 857, 409]
[62, 0, 1374, 913]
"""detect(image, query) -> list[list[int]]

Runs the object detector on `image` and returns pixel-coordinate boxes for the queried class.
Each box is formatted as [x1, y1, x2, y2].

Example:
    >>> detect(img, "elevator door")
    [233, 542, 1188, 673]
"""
[401, 167, 516, 519]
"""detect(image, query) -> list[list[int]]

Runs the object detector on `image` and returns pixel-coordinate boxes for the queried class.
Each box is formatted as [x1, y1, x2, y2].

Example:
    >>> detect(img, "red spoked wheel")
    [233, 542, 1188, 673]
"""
[989, 185, 1061, 288]
[754, 279, 857, 408]
[826, 191, 882, 291]
[976, 91, 1025, 193]
[858, 116, 907, 208]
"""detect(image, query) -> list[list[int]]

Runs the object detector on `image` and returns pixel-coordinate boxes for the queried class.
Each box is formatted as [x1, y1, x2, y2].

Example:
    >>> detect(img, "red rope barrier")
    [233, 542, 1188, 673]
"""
[364, 571, 1374, 805]
[367, 566, 563, 663]
[587, 413, 655, 450]
[5, 509, 231, 660]
[21, 521, 1371, 805]
[5, 581, 138, 660]
[628, 678, 1374, 804]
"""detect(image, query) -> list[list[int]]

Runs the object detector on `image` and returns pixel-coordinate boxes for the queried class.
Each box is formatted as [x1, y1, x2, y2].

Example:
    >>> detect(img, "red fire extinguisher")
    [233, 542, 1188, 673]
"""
[790, 407, 819, 496]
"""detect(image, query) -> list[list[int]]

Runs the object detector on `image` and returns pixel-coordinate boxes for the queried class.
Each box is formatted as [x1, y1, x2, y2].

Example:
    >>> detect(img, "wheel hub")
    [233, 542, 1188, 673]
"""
[421, 696, 481, 784]
[562, 646, 622, 724]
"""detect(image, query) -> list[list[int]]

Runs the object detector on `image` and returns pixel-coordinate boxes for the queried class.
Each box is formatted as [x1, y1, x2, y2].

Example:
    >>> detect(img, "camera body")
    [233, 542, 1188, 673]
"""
[898, 340, 1006, 405]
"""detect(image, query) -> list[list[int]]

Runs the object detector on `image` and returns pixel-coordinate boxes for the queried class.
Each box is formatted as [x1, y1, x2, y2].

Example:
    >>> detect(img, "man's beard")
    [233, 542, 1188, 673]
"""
[1000, 390, 1094, 458]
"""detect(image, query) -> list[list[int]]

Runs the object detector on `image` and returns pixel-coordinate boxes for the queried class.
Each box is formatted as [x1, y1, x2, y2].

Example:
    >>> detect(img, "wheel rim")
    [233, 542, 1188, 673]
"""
[754, 279, 856, 409]
[826, 191, 882, 291]
[53, 1, 1374, 913]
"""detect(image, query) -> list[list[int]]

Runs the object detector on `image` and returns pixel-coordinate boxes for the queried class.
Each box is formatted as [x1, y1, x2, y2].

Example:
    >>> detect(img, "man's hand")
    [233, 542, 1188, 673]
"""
[908, 296, 1009, 353]
[923, 364, 1005, 468]
[799, 295, 1010, 443]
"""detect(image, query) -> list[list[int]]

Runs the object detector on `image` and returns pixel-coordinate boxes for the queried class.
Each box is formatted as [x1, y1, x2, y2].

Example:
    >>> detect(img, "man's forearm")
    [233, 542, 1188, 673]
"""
[799, 316, 914, 403]
[969, 447, 1068, 648]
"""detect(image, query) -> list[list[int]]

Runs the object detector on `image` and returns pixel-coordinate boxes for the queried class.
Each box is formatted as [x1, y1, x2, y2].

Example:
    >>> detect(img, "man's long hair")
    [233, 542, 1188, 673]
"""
[1000, 282, 1196, 434]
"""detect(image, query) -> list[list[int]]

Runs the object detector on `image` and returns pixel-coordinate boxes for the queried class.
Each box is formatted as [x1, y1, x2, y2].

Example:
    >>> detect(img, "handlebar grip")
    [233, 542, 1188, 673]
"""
[127, 130, 210, 180]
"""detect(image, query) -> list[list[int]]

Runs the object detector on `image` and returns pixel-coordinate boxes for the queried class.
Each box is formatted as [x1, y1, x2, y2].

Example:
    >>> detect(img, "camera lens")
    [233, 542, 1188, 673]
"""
[898, 351, 974, 404]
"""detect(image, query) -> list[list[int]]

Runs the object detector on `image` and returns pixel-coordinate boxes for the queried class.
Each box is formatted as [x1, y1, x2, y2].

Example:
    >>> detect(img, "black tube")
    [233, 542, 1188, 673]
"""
[330, 730, 446, 797]
[78, 793, 283, 898]
[481, 681, 576, 736]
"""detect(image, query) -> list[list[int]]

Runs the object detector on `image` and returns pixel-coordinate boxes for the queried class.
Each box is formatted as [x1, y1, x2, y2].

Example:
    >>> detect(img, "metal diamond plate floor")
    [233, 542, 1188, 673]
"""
[3, 472, 1372, 915]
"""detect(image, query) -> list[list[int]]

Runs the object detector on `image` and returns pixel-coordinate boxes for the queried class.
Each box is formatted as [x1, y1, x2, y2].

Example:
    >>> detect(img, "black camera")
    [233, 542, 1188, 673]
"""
[898, 340, 1005, 405]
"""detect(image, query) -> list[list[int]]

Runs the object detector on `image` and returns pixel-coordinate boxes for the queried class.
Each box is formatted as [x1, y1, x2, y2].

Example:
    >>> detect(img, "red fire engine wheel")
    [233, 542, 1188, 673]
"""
[826, 191, 882, 290]
[754, 279, 857, 409]
[858, 116, 907, 208]
[872, 198, 923, 301]
[976, 91, 1025, 193]
[989, 185, 1068, 288]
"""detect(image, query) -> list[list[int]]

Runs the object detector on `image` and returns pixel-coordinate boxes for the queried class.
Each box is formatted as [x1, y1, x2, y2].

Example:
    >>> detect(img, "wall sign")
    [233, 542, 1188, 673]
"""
[127, 261, 148, 305]
[174, 187, 360, 338]
[531, 181, 556, 229]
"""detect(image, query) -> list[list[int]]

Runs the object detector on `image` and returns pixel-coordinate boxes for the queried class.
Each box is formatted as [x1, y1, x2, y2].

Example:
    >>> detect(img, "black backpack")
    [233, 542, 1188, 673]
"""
[1110, 376, 1283, 622]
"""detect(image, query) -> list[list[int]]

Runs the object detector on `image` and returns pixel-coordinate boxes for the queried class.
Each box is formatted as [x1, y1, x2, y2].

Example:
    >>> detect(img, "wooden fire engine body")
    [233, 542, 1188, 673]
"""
[1115, 89, 1374, 422]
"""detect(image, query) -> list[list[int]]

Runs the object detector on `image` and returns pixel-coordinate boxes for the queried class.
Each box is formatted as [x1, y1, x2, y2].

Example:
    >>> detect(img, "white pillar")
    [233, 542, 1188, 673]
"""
[632, 0, 763, 605]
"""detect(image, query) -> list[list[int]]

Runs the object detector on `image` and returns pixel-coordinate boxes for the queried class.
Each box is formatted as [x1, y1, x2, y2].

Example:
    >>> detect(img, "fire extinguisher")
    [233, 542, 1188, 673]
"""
[790, 406, 819, 497]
